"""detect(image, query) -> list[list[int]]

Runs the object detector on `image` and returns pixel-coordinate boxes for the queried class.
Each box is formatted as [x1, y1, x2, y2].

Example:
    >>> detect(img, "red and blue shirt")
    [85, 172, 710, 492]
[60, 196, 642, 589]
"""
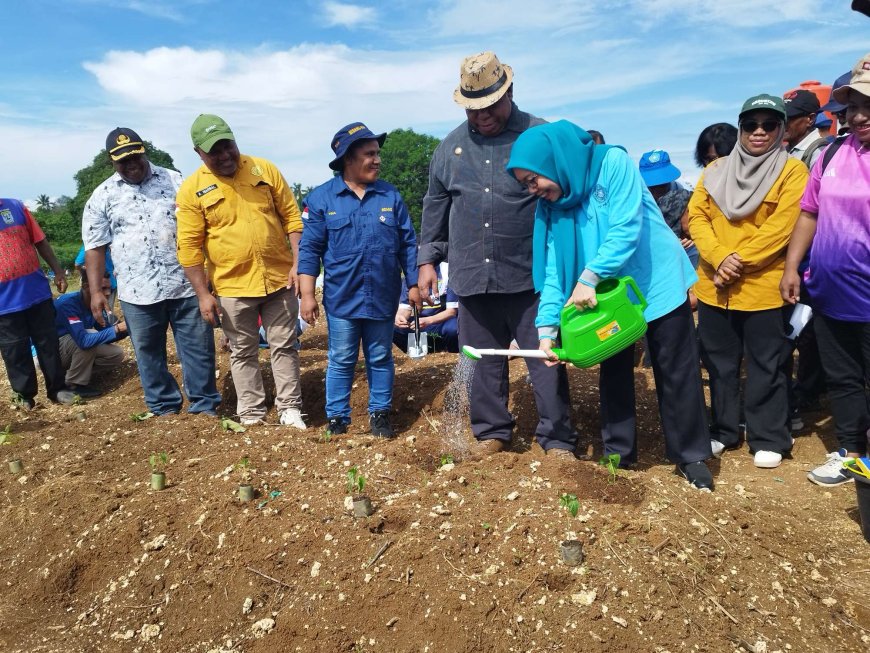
[0, 198, 52, 315]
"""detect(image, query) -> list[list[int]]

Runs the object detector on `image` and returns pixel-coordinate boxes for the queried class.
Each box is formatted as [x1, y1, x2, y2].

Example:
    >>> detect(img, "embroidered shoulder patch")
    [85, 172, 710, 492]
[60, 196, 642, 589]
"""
[0, 209, 14, 224]
[591, 184, 607, 204]
[196, 184, 218, 197]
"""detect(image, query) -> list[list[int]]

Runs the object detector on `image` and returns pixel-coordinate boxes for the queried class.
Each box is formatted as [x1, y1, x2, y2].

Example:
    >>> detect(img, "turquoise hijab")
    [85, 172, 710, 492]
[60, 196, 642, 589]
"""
[507, 120, 618, 293]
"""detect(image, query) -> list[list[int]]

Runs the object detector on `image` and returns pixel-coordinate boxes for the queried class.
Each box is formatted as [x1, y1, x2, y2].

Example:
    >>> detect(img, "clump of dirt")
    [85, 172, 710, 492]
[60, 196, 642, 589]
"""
[0, 315, 866, 653]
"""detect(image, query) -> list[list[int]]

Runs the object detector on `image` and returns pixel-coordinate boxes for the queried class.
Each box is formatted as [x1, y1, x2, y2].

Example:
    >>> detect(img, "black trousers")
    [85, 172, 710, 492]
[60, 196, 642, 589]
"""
[0, 298, 66, 401]
[697, 302, 791, 454]
[600, 299, 711, 464]
[813, 314, 869, 455]
[458, 291, 576, 451]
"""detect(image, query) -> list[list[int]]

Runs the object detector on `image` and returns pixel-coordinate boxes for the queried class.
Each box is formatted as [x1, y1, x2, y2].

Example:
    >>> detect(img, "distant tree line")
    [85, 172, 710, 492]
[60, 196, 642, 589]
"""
[32, 129, 440, 269]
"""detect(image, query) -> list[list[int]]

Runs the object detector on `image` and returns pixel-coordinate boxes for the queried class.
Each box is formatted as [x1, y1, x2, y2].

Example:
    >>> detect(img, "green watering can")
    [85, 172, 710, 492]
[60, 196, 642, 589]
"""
[460, 276, 648, 368]
[555, 276, 647, 368]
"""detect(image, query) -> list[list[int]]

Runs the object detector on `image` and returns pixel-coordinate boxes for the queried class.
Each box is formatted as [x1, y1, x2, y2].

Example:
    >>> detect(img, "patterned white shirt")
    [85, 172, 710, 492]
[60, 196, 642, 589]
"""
[83, 163, 194, 305]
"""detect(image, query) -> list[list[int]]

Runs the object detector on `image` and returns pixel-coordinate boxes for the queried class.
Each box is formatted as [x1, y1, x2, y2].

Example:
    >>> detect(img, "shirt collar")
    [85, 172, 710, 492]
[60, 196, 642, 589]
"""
[791, 129, 824, 152]
[330, 175, 386, 197]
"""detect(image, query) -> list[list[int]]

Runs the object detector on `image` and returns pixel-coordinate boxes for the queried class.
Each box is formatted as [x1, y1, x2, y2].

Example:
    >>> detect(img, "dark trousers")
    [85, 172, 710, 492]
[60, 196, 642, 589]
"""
[813, 315, 869, 455]
[697, 302, 791, 454]
[0, 299, 66, 401]
[458, 291, 576, 451]
[600, 299, 711, 464]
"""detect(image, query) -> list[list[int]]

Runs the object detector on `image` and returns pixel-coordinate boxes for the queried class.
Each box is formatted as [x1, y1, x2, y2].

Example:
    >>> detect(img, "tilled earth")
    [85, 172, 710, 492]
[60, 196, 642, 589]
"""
[0, 317, 867, 653]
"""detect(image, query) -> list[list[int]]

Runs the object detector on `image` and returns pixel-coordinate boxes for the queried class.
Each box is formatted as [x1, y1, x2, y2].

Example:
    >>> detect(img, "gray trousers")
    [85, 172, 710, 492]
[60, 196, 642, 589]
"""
[58, 334, 125, 386]
[458, 291, 576, 451]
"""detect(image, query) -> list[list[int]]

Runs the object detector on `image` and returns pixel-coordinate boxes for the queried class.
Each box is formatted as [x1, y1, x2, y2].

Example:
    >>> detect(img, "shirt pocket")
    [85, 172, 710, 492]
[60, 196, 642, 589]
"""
[201, 189, 230, 229]
[326, 215, 356, 258]
[374, 213, 399, 254]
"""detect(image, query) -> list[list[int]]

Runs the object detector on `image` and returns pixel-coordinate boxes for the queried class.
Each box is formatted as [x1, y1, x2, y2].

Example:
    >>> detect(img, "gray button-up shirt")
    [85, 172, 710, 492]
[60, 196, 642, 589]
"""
[419, 104, 544, 297]
[82, 163, 194, 305]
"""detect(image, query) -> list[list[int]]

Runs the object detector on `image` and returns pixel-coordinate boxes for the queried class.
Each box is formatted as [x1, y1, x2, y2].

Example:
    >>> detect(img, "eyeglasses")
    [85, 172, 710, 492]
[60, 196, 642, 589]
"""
[519, 173, 539, 190]
[739, 120, 782, 133]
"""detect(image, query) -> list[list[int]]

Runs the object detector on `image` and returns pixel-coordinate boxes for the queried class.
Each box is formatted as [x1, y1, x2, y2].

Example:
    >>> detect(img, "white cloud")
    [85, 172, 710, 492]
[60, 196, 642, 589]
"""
[322, 2, 376, 28]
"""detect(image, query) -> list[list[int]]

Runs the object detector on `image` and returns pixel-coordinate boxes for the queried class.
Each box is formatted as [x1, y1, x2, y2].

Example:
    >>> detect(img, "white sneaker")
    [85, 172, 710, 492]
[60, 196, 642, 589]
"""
[279, 408, 307, 430]
[711, 439, 725, 457]
[807, 449, 853, 486]
[754, 450, 782, 468]
[240, 416, 267, 426]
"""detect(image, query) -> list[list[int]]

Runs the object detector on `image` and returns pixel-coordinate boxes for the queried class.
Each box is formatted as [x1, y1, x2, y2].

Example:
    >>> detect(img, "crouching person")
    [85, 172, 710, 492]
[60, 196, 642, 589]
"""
[55, 271, 127, 397]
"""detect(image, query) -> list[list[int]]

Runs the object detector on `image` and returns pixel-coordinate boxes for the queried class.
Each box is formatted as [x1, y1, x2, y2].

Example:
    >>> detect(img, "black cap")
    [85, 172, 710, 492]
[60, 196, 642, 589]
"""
[106, 127, 145, 161]
[783, 90, 820, 118]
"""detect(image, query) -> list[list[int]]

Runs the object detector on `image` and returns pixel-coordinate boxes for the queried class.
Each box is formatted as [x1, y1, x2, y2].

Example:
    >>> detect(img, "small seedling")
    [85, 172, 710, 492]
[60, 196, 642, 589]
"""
[320, 429, 333, 443]
[598, 453, 621, 483]
[235, 456, 252, 483]
[149, 451, 168, 473]
[12, 393, 31, 410]
[347, 466, 366, 497]
[130, 411, 155, 422]
[559, 493, 579, 518]
[439, 453, 454, 467]
[221, 418, 246, 433]
[0, 424, 16, 446]
[71, 394, 86, 406]
[481, 522, 492, 531]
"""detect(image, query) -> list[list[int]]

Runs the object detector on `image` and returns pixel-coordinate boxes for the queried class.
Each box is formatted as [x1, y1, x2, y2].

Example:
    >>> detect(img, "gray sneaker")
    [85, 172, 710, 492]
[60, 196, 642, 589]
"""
[53, 389, 77, 405]
[807, 449, 853, 486]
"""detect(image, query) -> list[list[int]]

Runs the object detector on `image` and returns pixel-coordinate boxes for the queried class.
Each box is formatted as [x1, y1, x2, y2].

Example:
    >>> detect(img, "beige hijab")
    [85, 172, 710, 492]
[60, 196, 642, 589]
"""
[704, 123, 788, 221]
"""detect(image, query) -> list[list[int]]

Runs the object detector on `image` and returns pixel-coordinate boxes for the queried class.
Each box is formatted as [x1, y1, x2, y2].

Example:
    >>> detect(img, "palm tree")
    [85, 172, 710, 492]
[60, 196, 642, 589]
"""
[36, 194, 53, 212]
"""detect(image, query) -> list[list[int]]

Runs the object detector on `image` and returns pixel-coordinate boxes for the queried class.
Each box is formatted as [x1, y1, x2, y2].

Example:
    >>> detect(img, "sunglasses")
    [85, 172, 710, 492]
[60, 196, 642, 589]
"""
[740, 120, 782, 133]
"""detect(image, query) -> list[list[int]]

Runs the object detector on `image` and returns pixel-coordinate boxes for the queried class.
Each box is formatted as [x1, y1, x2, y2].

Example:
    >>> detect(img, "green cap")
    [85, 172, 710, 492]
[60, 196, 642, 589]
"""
[739, 94, 787, 121]
[191, 114, 235, 153]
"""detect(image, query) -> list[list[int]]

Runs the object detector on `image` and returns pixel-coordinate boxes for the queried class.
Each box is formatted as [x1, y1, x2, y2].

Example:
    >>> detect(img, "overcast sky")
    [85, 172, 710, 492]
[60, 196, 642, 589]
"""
[2, 0, 866, 201]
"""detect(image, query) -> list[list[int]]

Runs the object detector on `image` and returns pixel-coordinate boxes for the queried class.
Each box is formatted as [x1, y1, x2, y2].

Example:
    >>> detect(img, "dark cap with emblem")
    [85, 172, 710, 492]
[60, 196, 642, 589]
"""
[328, 122, 386, 171]
[106, 127, 146, 161]
[783, 89, 820, 118]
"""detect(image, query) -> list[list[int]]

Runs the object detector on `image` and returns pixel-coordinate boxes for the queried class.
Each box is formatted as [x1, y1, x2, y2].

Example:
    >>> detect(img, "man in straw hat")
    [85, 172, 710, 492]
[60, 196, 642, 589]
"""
[418, 52, 577, 460]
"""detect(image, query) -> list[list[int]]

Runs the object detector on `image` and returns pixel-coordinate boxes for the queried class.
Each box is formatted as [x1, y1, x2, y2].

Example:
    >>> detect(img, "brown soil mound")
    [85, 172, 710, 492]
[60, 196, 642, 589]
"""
[0, 317, 866, 652]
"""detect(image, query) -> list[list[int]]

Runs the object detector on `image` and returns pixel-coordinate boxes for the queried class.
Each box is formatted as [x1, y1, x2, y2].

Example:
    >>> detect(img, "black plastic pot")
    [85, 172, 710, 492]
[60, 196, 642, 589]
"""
[353, 496, 373, 518]
[8, 459, 23, 475]
[560, 539, 584, 566]
[238, 484, 254, 502]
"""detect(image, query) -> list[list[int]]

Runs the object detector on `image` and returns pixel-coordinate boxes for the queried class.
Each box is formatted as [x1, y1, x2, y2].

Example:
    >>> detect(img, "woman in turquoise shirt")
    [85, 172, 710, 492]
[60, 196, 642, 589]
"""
[507, 120, 714, 490]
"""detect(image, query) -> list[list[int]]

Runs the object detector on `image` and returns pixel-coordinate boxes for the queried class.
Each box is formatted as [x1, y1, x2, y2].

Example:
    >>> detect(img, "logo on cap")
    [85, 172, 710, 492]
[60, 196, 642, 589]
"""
[648, 152, 661, 163]
[116, 134, 130, 146]
[752, 99, 776, 107]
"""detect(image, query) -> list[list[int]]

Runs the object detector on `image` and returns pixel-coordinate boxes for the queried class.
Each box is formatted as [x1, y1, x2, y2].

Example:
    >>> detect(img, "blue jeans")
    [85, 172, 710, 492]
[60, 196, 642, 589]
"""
[326, 315, 394, 420]
[121, 295, 221, 415]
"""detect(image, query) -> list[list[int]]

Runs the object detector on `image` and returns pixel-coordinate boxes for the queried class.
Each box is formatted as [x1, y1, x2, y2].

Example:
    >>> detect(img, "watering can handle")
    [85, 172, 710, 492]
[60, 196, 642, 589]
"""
[623, 277, 648, 312]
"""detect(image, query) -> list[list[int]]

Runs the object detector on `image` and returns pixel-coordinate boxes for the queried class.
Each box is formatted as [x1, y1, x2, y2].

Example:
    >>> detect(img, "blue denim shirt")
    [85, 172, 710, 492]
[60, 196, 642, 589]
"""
[298, 176, 418, 320]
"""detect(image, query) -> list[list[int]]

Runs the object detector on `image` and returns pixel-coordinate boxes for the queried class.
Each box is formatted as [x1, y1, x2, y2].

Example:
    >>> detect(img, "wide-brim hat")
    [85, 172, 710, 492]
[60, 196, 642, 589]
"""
[453, 51, 514, 111]
[328, 122, 386, 171]
[820, 71, 852, 113]
[639, 149, 681, 187]
[832, 51, 870, 104]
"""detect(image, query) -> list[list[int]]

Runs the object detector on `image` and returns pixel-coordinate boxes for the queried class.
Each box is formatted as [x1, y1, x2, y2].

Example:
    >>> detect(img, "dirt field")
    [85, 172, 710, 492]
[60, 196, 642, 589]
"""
[0, 315, 867, 653]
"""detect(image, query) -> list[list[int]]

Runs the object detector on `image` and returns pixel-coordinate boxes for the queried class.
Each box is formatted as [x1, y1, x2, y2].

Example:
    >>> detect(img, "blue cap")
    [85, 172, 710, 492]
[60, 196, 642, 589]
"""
[328, 122, 386, 171]
[639, 149, 681, 187]
[819, 72, 851, 113]
[814, 113, 832, 129]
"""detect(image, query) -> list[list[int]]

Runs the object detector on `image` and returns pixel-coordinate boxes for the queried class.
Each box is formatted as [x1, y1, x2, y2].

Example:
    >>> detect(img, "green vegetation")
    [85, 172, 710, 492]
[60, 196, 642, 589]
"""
[598, 453, 621, 483]
[149, 451, 168, 473]
[559, 493, 579, 518]
[346, 466, 366, 496]
[378, 128, 441, 233]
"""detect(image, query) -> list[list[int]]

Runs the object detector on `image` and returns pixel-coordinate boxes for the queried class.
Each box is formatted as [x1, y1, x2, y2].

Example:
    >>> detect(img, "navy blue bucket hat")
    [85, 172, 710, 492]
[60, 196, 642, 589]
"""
[638, 149, 681, 187]
[329, 122, 387, 171]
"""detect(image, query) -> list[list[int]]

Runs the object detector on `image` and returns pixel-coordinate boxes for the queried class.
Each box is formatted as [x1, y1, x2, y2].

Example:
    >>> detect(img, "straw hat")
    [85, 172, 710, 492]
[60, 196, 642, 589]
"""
[832, 51, 870, 103]
[453, 51, 514, 110]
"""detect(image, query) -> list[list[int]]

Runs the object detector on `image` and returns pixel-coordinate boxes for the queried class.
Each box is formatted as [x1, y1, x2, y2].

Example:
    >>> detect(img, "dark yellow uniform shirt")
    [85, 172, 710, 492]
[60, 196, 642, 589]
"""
[176, 155, 303, 297]
[688, 157, 807, 311]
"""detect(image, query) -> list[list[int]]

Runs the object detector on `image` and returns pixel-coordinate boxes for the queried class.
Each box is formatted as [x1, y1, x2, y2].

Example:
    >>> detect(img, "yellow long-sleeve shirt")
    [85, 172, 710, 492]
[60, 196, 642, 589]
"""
[688, 157, 807, 311]
[176, 155, 303, 297]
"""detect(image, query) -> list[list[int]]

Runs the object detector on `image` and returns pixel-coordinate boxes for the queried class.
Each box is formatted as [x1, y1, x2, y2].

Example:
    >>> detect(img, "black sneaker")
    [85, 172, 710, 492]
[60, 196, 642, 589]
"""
[327, 417, 348, 435]
[369, 410, 394, 438]
[69, 384, 102, 398]
[677, 461, 714, 491]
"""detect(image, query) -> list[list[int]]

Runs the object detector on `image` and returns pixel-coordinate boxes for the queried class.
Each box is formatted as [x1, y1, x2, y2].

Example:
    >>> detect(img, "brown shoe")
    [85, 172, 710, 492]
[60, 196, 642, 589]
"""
[468, 438, 509, 460]
[547, 447, 577, 459]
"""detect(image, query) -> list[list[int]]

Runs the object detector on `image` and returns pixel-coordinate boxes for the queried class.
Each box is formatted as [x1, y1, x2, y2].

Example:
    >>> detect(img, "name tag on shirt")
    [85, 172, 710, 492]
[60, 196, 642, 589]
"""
[196, 184, 218, 197]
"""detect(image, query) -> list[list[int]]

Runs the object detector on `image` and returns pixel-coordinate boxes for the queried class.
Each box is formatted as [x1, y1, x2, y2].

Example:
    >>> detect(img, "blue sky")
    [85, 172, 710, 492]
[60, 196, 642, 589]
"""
[2, 0, 866, 201]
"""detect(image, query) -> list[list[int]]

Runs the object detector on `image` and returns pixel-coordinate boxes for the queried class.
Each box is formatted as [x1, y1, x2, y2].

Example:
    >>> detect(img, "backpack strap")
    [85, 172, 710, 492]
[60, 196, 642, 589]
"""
[820, 136, 848, 174]
[801, 137, 830, 168]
